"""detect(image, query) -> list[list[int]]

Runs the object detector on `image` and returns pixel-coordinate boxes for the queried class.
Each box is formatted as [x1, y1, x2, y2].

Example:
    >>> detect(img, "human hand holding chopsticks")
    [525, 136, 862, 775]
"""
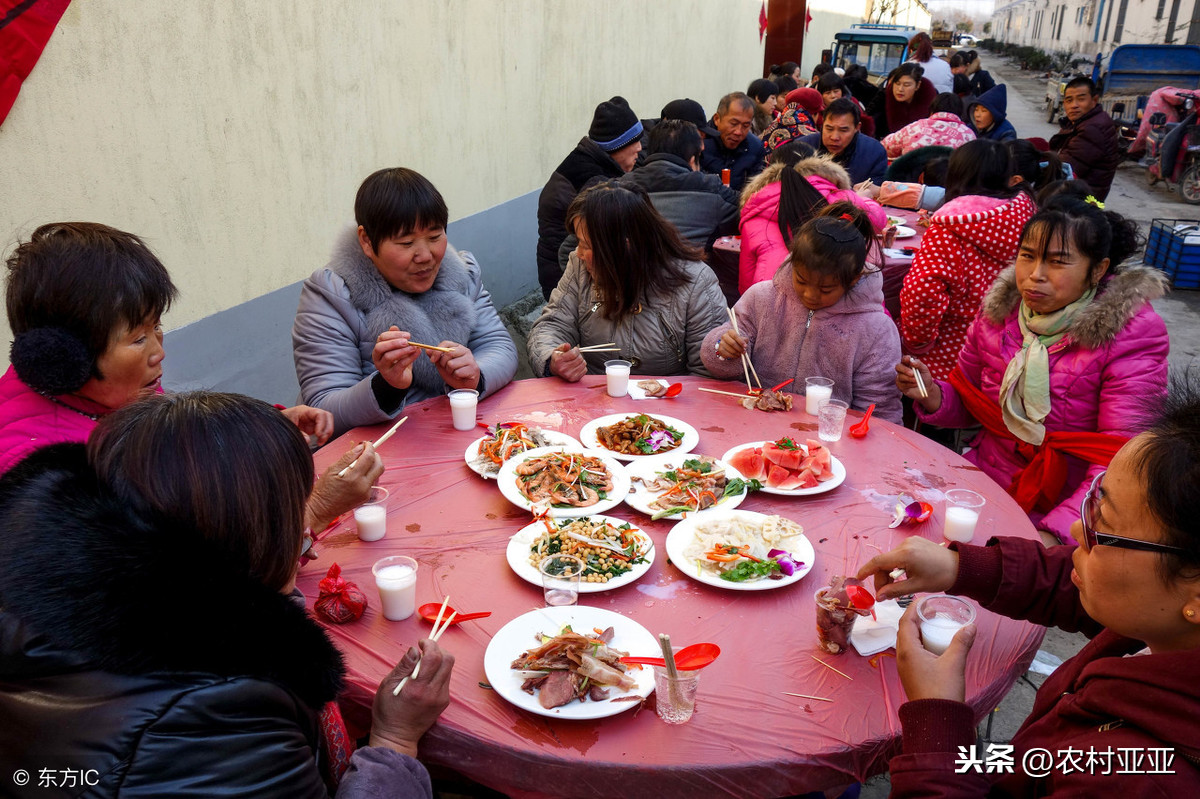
[716, 329, 747, 360]
[548, 342, 587, 382]
[305, 442, 384, 531]
[894, 356, 940, 412]
[370, 639, 454, 758]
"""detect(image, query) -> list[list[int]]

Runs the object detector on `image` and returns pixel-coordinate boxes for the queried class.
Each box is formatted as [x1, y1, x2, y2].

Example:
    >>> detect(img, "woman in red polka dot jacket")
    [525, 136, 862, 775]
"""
[896, 197, 1168, 544]
[898, 139, 1036, 381]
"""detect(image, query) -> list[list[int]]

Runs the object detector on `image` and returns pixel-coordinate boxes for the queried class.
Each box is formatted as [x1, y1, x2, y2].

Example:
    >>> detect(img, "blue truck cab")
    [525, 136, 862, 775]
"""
[831, 24, 921, 81]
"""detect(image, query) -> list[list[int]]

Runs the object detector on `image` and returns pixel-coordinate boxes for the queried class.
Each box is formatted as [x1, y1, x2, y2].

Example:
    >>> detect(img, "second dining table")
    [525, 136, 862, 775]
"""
[298, 374, 1042, 799]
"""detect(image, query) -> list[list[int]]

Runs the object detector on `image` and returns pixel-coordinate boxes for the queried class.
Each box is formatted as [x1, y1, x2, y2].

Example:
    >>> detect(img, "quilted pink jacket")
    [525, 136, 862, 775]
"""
[916, 266, 1169, 543]
[0, 366, 106, 476]
[881, 112, 976, 158]
[738, 158, 887, 293]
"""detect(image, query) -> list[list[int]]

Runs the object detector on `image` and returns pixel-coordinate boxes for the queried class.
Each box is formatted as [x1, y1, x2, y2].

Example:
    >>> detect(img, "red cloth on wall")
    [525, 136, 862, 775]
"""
[0, 0, 71, 126]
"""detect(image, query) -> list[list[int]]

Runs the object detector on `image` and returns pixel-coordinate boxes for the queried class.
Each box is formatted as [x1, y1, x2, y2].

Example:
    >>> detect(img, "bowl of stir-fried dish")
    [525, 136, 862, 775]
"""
[624, 454, 761, 520]
[496, 446, 630, 518]
[465, 422, 581, 478]
[506, 515, 655, 592]
[666, 509, 815, 591]
[579, 413, 700, 461]
[483, 606, 657, 718]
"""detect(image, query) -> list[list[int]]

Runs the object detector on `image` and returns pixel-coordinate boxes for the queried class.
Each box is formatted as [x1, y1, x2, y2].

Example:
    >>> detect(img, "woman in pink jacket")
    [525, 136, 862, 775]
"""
[738, 154, 886, 293]
[896, 198, 1169, 543]
[899, 139, 1037, 380]
[881, 92, 975, 158]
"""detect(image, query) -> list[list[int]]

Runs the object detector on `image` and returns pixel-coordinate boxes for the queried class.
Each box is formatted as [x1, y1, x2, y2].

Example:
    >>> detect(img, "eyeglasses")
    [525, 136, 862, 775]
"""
[1080, 471, 1188, 555]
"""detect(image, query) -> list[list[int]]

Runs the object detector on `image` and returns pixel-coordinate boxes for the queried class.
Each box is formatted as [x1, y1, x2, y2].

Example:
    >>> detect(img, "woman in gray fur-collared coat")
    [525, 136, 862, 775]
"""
[293, 169, 517, 436]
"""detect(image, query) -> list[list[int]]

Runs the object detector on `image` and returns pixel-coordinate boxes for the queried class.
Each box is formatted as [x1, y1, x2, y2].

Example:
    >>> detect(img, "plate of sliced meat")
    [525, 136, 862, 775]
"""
[623, 453, 753, 520]
[483, 605, 657, 719]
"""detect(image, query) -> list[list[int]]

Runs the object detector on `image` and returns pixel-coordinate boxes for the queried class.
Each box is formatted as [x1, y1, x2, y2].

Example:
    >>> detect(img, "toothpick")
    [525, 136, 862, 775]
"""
[408, 341, 454, 353]
[782, 691, 834, 702]
[338, 416, 408, 477]
[810, 655, 853, 681]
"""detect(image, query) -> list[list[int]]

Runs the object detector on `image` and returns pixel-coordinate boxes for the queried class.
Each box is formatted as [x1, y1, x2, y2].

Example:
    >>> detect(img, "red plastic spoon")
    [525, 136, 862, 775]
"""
[417, 603, 492, 625]
[619, 642, 720, 670]
[849, 403, 875, 438]
[664, 382, 683, 398]
[845, 585, 877, 621]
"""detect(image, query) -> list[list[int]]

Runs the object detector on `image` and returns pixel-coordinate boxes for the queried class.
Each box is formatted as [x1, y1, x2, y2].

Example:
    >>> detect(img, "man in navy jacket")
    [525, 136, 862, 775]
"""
[699, 92, 766, 191]
[800, 98, 888, 185]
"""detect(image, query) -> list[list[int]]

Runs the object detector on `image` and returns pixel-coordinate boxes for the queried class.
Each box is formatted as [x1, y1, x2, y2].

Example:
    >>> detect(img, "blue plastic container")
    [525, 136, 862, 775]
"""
[1145, 219, 1200, 290]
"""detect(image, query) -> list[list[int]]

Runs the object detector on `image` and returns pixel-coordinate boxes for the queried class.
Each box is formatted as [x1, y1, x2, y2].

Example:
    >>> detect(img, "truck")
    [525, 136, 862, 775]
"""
[1045, 43, 1200, 125]
[830, 23, 921, 81]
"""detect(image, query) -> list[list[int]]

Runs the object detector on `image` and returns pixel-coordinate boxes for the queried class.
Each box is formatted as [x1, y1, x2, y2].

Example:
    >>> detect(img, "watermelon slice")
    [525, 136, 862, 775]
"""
[795, 467, 819, 489]
[765, 464, 793, 488]
[727, 447, 766, 480]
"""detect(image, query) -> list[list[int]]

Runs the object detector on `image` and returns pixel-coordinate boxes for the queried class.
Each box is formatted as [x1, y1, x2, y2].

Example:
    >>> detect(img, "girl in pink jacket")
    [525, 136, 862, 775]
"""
[896, 198, 1169, 543]
[738, 155, 886, 293]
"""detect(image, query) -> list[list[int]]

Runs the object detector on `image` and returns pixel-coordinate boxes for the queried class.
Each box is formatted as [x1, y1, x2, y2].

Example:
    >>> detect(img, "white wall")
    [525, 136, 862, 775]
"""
[0, 0, 765, 365]
[803, 2, 874, 77]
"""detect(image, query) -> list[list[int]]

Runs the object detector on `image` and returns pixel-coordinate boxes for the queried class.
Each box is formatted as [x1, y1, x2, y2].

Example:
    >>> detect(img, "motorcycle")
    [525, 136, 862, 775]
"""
[1146, 90, 1200, 204]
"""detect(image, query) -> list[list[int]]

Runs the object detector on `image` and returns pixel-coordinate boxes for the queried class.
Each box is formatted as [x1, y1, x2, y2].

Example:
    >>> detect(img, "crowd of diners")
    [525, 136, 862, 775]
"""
[0, 34, 1195, 798]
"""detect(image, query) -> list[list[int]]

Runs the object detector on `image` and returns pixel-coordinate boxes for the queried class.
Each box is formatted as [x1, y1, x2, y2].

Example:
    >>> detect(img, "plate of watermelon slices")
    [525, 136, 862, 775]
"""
[720, 437, 846, 496]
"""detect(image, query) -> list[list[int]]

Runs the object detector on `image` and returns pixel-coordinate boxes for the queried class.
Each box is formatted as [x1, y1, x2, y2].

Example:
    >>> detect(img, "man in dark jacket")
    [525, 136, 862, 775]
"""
[699, 92, 766, 192]
[620, 120, 738, 250]
[1049, 76, 1121, 200]
[536, 96, 643, 299]
[799, 98, 888, 184]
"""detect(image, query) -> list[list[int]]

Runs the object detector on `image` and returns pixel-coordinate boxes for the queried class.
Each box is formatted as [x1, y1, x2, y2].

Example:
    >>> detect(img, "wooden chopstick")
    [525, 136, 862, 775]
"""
[338, 416, 408, 477]
[810, 655, 853, 680]
[408, 341, 455, 353]
[577, 342, 617, 352]
[726, 308, 754, 394]
[913, 366, 929, 399]
[577, 346, 621, 353]
[782, 691, 834, 702]
[394, 598, 457, 695]
[697, 387, 754, 399]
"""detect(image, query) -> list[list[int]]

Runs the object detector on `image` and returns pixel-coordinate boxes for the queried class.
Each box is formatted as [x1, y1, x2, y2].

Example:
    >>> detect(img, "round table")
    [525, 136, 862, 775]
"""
[299, 375, 1042, 799]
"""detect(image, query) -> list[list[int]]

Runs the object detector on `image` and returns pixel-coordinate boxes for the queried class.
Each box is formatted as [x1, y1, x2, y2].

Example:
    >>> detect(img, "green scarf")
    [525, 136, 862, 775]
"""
[997, 287, 1096, 445]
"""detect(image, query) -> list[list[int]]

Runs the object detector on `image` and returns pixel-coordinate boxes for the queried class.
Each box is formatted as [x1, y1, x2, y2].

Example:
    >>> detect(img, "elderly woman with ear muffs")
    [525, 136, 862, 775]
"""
[0, 222, 380, 532]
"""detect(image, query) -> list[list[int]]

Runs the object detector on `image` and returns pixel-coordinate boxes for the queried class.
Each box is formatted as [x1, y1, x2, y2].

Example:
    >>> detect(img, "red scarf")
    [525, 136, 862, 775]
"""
[947, 367, 1125, 512]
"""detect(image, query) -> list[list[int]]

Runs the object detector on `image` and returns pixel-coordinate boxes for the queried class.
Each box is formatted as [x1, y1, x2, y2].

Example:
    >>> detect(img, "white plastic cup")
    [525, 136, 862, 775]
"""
[354, 486, 389, 542]
[448, 388, 479, 431]
[539, 554, 583, 606]
[605, 360, 632, 398]
[943, 489, 986, 543]
[372, 555, 418, 621]
[916, 594, 976, 655]
[817, 399, 849, 442]
[805, 377, 834, 416]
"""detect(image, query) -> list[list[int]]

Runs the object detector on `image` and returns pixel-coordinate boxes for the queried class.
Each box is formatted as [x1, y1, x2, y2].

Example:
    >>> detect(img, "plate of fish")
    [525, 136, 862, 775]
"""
[506, 515, 655, 592]
[465, 422, 581, 479]
[578, 413, 700, 461]
[665, 509, 815, 591]
[624, 453, 754, 520]
[496, 446, 630, 518]
[720, 437, 845, 496]
[483, 605, 657, 719]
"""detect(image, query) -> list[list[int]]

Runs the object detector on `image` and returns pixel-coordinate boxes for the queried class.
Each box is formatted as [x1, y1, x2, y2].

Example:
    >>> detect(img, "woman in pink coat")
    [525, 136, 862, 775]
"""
[899, 139, 1037, 380]
[881, 92, 975, 158]
[896, 198, 1169, 543]
[738, 154, 886, 293]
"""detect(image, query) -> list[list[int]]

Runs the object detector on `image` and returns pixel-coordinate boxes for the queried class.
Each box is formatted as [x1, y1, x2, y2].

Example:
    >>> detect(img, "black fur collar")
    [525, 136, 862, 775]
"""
[0, 445, 344, 708]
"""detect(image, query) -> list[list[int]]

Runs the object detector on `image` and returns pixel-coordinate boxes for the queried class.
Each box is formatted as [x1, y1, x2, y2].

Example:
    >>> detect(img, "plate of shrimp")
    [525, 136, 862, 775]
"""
[496, 446, 631, 518]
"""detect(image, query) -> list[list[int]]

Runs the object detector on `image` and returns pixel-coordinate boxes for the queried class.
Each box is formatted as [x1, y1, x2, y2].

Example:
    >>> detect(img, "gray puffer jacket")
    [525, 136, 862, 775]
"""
[527, 251, 727, 378]
[293, 229, 518, 435]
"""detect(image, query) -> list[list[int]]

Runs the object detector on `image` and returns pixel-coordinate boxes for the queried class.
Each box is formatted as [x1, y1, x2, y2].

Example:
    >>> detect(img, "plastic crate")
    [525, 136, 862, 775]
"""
[1145, 218, 1200, 290]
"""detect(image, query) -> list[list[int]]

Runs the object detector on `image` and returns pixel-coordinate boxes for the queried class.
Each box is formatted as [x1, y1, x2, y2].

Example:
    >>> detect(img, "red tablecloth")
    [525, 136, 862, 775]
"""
[299, 375, 1042, 799]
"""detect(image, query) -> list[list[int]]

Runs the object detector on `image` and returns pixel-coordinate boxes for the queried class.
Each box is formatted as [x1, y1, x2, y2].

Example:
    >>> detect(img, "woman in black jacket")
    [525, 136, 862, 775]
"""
[0, 391, 452, 798]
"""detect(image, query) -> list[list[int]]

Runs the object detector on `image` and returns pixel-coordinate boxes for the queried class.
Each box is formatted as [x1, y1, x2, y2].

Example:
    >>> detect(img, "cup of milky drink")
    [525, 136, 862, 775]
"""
[805, 377, 834, 416]
[448, 389, 479, 431]
[354, 486, 389, 542]
[605, 360, 632, 398]
[372, 555, 418, 621]
[943, 489, 986, 543]
[916, 594, 976, 655]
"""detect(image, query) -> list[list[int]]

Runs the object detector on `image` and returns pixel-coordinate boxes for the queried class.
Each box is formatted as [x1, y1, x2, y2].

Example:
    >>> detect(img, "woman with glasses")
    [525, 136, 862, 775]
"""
[855, 381, 1200, 794]
[895, 197, 1169, 545]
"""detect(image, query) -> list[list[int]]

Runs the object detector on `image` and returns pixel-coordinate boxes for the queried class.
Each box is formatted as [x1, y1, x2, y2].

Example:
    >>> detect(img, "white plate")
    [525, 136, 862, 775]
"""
[578, 413, 700, 462]
[894, 225, 917, 239]
[505, 515, 655, 593]
[623, 453, 749, 519]
[719, 441, 847, 496]
[464, 429, 581, 479]
[483, 606, 657, 719]
[665, 509, 815, 592]
[886, 215, 906, 227]
[496, 446, 630, 518]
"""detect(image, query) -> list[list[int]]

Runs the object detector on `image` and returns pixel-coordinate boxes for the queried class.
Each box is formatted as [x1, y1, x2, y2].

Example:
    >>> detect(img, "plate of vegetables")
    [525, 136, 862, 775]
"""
[624, 453, 760, 520]
[496, 446, 630, 518]
[465, 422, 581, 479]
[666, 509, 814, 591]
[506, 515, 654, 593]
[579, 413, 700, 461]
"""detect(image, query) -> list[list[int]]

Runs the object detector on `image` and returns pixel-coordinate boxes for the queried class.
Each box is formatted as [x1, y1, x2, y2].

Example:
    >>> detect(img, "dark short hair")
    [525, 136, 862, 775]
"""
[790, 201, 878, 291]
[823, 97, 861, 126]
[5, 222, 177, 364]
[923, 156, 951, 187]
[949, 53, 966, 69]
[944, 138, 1017, 202]
[953, 74, 972, 95]
[747, 79, 779, 104]
[845, 64, 869, 81]
[647, 119, 702, 162]
[775, 75, 799, 94]
[88, 391, 315, 592]
[890, 62, 925, 85]
[1006, 138, 1063, 193]
[930, 92, 964, 116]
[810, 63, 834, 81]
[768, 139, 817, 167]
[817, 73, 847, 96]
[769, 62, 800, 79]
[1065, 76, 1099, 96]
[565, 180, 700, 322]
[1019, 196, 1140, 280]
[354, 167, 449, 253]
[716, 92, 755, 116]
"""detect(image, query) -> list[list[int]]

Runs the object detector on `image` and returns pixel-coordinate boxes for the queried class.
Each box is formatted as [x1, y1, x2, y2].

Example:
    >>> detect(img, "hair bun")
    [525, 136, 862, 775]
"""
[11, 327, 93, 395]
